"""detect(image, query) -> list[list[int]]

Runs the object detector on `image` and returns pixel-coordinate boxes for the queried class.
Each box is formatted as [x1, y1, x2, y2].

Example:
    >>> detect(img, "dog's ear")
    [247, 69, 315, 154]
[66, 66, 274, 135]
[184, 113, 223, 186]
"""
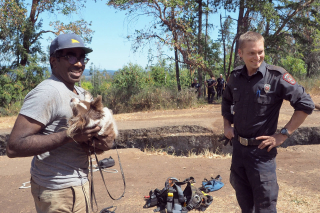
[84, 91, 93, 102]
[91, 95, 103, 110]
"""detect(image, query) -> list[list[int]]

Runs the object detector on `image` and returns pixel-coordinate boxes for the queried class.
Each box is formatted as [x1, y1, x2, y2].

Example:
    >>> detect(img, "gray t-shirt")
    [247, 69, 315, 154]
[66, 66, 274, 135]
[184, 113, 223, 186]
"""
[20, 75, 89, 189]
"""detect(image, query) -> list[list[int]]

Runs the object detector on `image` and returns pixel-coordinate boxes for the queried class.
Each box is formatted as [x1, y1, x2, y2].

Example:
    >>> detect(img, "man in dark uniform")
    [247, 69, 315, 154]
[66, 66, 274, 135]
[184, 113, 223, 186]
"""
[206, 76, 217, 104]
[216, 74, 225, 100]
[191, 78, 200, 93]
[221, 31, 314, 213]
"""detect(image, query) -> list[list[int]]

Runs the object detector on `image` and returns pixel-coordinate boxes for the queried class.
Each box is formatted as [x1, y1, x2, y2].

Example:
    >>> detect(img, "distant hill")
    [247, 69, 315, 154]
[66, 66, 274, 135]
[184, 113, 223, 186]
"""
[82, 69, 116, 76]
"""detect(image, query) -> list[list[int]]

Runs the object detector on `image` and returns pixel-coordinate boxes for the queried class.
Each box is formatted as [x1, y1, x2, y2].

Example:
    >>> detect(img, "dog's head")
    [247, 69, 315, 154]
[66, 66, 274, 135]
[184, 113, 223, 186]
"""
[67, 95, 104, 137]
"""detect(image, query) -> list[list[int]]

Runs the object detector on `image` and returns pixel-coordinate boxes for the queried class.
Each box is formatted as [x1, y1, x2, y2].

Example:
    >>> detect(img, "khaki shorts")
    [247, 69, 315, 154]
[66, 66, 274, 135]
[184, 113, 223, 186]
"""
[31, 179, 90, 213]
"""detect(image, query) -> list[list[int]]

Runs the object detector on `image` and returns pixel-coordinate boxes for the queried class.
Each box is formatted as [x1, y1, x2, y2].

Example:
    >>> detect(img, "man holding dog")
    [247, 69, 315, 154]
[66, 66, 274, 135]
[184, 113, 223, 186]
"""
[222, 31, 314, 213]
[7, 34, 116, 212]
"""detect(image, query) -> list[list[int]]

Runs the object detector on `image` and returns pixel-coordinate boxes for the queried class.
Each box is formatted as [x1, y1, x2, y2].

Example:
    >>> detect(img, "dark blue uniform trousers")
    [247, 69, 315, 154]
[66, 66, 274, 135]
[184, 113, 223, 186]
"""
[230, 138, 279, 213]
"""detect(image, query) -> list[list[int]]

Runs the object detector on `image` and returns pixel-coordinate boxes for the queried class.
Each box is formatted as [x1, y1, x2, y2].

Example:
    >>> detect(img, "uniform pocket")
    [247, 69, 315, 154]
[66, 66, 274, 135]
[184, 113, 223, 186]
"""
[254, 94, 275, 116]
[233, 90, 240, 102]
[250, 147, 278, 182]
[260, 171, 277, 182]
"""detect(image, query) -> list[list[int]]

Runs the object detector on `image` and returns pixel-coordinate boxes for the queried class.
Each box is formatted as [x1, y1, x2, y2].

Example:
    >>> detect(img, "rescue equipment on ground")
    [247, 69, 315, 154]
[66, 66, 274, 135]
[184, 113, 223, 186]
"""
[200, 175, 224, 193]
[144, 176, 221, 212]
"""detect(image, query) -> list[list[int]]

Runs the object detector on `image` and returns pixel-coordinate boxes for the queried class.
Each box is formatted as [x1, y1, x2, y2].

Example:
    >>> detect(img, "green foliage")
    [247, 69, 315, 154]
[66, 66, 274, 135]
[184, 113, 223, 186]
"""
[0, 55, 49, 115]
[0, 101, 23, 116]
[179, 68, 193, 88]
[81, 81, 93, 91]
[112, 63, 148, 95]
[150, 66, 166, 87]
[89, 65, 113, 97]
[279, 56, 307, 76]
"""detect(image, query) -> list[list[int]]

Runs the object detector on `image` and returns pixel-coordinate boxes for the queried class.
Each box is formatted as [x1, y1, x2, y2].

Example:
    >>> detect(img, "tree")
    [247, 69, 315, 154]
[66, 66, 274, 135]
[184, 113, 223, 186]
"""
[214, 0, 320, 74]
[0, 0, 94, 112]
[197, 0, 203, 97]
[289, 3, 320, 76]
[108, 0, 218, 93]
[219, 14, 235, 78]
[0, 0, 94, 68]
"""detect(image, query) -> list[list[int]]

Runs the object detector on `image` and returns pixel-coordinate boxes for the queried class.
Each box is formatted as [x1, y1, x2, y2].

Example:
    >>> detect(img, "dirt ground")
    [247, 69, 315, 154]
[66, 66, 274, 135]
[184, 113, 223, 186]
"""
[1, 96, 320, 212]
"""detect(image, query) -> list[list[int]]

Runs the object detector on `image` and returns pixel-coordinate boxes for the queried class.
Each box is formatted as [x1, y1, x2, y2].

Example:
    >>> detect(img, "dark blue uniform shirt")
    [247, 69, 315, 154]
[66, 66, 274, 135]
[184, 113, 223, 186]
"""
[217, 78, 225, 87]
[222, 61, 314, 138]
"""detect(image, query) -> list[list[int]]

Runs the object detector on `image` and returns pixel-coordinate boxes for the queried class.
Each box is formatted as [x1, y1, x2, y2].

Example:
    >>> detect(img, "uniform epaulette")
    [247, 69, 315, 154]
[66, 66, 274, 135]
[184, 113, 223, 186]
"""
[231, 65, 244, 73]
[267, 65, 287, 74]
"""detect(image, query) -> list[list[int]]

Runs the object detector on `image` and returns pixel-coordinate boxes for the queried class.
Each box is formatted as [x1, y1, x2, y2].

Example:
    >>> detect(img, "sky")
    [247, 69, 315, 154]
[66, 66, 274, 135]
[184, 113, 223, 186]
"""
[39, 1, 236, 71]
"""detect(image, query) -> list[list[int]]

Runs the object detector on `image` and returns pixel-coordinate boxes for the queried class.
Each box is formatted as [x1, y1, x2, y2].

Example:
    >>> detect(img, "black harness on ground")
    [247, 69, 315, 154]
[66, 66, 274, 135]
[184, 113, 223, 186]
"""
[144, 177, 213, 213]
[88, 140, 126, 213]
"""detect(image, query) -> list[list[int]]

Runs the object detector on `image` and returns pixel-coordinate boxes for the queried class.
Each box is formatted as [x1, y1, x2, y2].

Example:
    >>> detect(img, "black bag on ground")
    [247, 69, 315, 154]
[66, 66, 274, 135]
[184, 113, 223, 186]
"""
[97, 156, 115, 169]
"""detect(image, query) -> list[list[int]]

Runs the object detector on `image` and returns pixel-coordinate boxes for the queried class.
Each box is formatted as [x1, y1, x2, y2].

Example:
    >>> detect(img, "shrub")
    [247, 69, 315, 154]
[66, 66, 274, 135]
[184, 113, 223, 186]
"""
[103, 85, 199, 114]
[0, 101, 23, 116]
[279, 55, 307, 77]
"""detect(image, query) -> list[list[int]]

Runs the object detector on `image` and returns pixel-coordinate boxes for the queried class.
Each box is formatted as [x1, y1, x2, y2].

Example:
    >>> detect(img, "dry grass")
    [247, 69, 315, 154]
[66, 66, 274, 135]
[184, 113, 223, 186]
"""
[299, 78, 320, 96]
[191, 180, 320, 213]
[143, 147, 232, 159]
[143, 146, 174, 156]
[184, 180, 319, 213]
[277, 181, 320, 213]
[187, 148, 232, 159]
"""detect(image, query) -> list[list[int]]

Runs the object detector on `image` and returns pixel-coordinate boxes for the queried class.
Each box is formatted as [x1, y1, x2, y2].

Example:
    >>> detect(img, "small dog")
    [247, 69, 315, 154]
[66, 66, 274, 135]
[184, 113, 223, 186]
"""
[67, 92, 118, 152]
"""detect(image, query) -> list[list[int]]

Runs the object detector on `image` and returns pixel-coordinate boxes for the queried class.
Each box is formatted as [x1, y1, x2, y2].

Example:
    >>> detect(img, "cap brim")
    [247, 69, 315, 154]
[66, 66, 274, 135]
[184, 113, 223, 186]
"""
[51, 47, 93, 55]
[83, 47, 93, 54]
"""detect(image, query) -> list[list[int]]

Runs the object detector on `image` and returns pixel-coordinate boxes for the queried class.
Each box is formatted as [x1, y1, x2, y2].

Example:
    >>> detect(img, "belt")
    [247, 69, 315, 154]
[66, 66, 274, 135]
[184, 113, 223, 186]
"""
[238, 136, 261, 146]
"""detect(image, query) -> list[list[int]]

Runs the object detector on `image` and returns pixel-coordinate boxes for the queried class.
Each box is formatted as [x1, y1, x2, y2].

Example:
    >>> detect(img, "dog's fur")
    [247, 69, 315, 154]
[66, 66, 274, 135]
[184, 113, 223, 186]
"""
[67, 92, 118, 144]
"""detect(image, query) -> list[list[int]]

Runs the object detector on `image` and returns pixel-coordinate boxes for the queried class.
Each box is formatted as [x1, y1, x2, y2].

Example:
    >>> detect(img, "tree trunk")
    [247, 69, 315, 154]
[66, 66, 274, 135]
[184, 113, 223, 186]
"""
[227, 36, 238, 79]
[306, 61, 310, 77]
[204, 0, 208, 62]
[233, 0, 249, 67]
[220, 14, 226, 77]
[202, 0, 209, 96]
[197, 0, 203, 98]
[20, 0, 39, 66]
[175, 46, 181, 91]
[171, 7, 181, 91]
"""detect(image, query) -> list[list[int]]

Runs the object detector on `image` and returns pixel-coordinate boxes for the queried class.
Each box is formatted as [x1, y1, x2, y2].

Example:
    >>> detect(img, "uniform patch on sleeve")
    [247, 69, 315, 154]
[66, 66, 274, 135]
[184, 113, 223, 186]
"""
[283, 73, 296, 85]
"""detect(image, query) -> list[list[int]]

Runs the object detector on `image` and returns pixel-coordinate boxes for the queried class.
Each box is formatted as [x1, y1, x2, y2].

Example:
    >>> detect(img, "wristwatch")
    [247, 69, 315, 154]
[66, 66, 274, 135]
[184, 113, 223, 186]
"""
[280, 128, 290, 137]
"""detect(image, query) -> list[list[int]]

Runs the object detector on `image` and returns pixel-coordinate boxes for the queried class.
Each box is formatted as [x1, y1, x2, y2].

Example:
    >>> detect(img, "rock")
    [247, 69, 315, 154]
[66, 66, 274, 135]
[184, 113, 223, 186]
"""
[0, 134, 9, 156]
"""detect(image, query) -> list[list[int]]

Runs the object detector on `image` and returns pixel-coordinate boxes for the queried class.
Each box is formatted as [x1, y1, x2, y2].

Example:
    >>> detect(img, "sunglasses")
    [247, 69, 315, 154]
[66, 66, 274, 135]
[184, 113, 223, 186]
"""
[59, 55, 90, 65]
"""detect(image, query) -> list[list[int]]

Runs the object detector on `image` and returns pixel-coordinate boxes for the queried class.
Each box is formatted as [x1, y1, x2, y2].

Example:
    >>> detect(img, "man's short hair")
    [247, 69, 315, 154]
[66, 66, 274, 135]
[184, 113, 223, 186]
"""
[239, 31, 264, 50]
[49, 50, 63, 69]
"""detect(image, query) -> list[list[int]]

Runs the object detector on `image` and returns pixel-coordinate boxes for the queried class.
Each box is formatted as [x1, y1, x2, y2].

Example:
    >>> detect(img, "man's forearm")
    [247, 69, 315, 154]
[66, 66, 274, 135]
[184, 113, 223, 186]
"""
[284, 111, 308, 135]
[224, 117, 232, 128]
[7, 131, 72, 158]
